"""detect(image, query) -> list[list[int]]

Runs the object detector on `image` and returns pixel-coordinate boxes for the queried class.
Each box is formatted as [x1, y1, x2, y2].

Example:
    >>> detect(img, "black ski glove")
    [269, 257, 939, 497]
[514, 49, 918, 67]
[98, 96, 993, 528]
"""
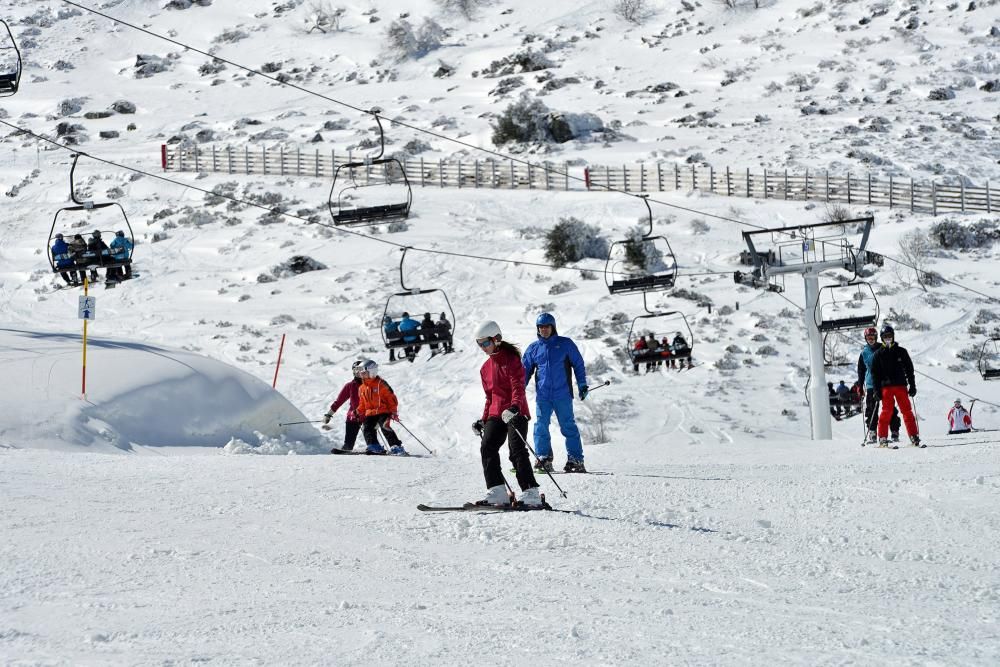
[472, 419, 484, 437]
[908, 385, 917, 397]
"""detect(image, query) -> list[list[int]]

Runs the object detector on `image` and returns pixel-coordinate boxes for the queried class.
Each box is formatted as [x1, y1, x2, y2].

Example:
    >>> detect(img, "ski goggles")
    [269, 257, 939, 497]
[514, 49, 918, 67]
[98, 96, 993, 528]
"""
[477, 338, 495, 348]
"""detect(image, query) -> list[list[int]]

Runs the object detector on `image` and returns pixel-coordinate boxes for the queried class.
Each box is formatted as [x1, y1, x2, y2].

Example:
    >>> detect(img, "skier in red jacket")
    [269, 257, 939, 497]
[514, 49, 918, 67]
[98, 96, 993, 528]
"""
[324, 360, 364, 453]
[470, 320, 543, 508]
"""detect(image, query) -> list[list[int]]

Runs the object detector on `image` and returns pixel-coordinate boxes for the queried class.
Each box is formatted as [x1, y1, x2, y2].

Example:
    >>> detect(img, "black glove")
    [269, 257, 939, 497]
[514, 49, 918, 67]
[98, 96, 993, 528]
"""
[501, 405, 520, 424]
[908, 385, 916, 397]
[579, 385, 590, 401]
[472, 419, 484, 437]
[323, 411, 333, 425]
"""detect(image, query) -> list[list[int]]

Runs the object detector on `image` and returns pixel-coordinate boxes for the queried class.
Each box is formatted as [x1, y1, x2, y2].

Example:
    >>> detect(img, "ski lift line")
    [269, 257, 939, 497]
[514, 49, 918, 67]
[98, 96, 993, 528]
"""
[865, 248, 999, 304]
[56, 0, 785, 233]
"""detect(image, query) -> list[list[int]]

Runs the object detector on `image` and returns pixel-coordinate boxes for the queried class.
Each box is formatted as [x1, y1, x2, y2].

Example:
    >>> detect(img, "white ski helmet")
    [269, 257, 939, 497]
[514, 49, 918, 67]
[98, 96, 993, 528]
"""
[474, 320, 502, 342]
[360, 359, 379, 378]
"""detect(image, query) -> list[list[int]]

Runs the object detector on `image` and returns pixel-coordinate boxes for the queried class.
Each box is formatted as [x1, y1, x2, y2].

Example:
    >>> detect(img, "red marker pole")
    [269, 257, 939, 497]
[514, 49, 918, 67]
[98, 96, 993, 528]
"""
[272, 333, 286, 389]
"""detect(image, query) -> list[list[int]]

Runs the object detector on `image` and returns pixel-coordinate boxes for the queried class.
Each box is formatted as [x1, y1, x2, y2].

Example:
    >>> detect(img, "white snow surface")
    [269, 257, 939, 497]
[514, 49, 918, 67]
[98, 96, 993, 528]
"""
[2, 0, 1000, 664]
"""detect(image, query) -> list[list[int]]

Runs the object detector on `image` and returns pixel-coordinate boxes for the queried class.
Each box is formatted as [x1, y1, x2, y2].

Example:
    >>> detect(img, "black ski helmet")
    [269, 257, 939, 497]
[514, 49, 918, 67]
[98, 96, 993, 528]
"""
[880, 324, 895, 339]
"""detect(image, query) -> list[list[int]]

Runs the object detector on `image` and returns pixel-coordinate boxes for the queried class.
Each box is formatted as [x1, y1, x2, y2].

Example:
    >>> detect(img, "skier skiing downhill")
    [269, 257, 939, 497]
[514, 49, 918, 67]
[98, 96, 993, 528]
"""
[356, 359, 408, 456]
[948, 398, 974, 434]
[522, 313, 589, 473]
[870, 325, 922, 448]
[471, 321, 543, 508]
[323, 360, 365, 453]
[857, 326, 900, 443]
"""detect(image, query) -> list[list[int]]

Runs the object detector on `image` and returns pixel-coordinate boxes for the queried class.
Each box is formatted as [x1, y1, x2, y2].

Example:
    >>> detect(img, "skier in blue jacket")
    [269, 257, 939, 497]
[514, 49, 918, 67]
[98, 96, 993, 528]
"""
[398, 312, 421, 362]
[522, 312, 589, 473]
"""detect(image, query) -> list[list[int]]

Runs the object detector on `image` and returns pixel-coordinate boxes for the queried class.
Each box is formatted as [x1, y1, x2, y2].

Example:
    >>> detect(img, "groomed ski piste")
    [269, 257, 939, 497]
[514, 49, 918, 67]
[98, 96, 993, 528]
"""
[2, 0, 1000, 664]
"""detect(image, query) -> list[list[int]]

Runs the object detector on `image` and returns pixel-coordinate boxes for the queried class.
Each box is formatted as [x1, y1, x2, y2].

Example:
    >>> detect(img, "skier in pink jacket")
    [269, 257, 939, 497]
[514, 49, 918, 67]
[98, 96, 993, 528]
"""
[324, 360, 364, 453]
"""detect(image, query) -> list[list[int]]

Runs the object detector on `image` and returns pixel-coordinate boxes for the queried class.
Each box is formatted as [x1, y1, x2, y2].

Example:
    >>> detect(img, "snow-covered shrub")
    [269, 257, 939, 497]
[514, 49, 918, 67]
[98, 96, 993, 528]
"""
[385, 18, 445, 61]
[491, 93, 605, 145]
[435, 0, 489, 20]
[548, 281, 577, 295]
[543, 217, 609, 267]
[303, 1, 344, 33]
[929, 219, 1000, 250]
[714, 353, 741, 370]
[134, 54, 172, 78]
[756, 345, 779, 356]
[480, 50, 553, 78]
[212, 29, 249, 44]
[884, 308, 930, 331]
[272, 256, 327, 279]
[582, 320, 606, 339]
[613, 0, 655, 25]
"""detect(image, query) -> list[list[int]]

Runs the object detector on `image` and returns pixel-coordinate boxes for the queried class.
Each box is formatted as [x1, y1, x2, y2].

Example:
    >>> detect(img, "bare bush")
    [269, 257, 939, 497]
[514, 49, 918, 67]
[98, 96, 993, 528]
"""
[895, 229, 934, 292]
[612, 0, 654, 24]
[436, 0, 489, 20]
[304, 1, 345, 33]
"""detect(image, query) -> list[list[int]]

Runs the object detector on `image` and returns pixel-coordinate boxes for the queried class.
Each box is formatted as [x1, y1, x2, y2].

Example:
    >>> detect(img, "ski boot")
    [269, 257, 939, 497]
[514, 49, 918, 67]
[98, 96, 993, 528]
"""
[891, 431, 900, 443]
[389, 445, 409, 456]
[563, 459, 587, 473]
[365, 443, 387, 455]
[518, 487, 544, 508]
[866, 432, 878, 446]
[474, 484, 512, 507]
[877, 438, 891, 449]
[910, 435, 925, 448]
[534, 457, 554, 473]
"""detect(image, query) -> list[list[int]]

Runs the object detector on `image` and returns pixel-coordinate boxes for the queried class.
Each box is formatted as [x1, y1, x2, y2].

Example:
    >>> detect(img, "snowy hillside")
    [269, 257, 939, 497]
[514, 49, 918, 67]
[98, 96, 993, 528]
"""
[2, 0, 1000, 663]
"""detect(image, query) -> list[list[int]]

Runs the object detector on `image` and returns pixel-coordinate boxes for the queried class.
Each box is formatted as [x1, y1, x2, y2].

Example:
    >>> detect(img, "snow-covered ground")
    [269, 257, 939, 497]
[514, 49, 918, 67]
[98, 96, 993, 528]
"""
[2, 0, 1000, 663]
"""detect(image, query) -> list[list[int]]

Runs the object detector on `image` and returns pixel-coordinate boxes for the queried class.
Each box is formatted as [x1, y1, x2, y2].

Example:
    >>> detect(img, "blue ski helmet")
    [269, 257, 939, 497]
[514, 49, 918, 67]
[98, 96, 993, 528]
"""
[536, 312, 556, 328]
[880, 324, 895, 339]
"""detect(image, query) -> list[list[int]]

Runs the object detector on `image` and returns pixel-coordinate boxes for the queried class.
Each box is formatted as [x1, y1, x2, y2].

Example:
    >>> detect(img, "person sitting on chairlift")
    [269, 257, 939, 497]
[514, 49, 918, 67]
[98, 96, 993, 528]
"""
[436, 312, 453, 353]
[86, 230, 109, 283]
[383, 316, 399, 362]
[51, 233, 78, 286]
[420, 313, 440, 357]
[398, 312, 421, 362]
[109, 230, 133, 282]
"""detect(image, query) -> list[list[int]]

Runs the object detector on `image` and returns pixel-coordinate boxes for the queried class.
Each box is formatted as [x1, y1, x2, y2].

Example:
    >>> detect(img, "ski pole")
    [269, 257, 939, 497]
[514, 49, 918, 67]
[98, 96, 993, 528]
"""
[584, 380, 612, 395]
[511, 427, 567, 498]
[278, 420, 325, 427]
[394, 419, 436, 455]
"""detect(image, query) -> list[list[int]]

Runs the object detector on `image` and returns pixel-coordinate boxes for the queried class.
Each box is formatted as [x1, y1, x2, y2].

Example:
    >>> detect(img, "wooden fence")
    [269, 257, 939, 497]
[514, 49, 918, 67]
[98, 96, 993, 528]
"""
[584, 163, 996, 216]
[161, 144, 996, 215]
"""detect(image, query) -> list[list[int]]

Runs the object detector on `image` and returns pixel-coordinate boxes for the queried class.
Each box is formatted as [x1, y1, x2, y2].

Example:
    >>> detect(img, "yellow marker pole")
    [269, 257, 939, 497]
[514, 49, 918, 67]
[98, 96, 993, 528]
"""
[82, 275, 88, 398]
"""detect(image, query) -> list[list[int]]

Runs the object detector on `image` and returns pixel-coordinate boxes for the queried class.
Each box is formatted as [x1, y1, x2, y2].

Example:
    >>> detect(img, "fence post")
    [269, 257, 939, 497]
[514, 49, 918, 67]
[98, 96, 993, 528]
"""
[640, 162, 645, 192]
[910, 177, 915, 212]
[544, 162, 550, 190]
[528, 162, 534, 190]
[212, 145, 217, 172]
[296, 147, 301, 176]
[511, 161, 516, 190]
[475, 159, 480, 188]
[932, 181, 937, 216]
[314, 149, 319, 178]
[726, 166, 731, 196]
[279, 146, 284, 176]
[227, 146, 233, 174]
[564, 163, 569, 191]
[490, 160, 496, 189]
[657, 162, 663, 191]
[988, 181, 992, 214]
[804, 169, 809, 199]
[746, 168, 750, 198]
[763, 168, 768, 199]
[846, 172, 851, 204]
[960, 180, 965, 213]
[457, 161, 462, 189]
[194, 146, 200, 172]
[784, 169, 788, 200]
[439, 159, 444, 188]
[867, 172, 871, 204]
[420, 158, 425, 187]
[622, 164, 628, 192]
[825, 170, 829, 202]
[605, 165, 610, 191]
[889, 174, 893, 209]
[262, 145, 267, 175]
[691, 164, 696, 191]
[675, 163, 680, 190]
[244, 146, 249, 174]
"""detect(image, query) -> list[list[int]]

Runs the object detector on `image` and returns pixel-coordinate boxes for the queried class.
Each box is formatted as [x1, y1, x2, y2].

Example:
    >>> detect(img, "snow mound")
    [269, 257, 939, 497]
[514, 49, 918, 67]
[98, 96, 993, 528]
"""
[0, 328, 320, 452]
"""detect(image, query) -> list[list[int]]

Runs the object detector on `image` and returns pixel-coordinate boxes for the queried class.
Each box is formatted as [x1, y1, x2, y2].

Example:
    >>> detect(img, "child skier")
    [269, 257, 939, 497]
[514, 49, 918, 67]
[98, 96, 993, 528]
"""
[356, 359, 408, 456]
[323, 360, 364, 453]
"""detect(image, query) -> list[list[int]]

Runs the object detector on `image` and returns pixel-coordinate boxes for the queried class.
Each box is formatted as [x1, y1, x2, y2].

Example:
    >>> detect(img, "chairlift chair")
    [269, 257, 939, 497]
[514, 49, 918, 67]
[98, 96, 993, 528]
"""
[625, 293, 694, 370]
[814, 279, 879, 333]
[0, 20, 22, 97]
[979, 336, 1000, 380]
[46, 155, 136, 287]
[328, 111, 412, 227]
[604, 195, 678, 295]
[380, 248, 455, 354]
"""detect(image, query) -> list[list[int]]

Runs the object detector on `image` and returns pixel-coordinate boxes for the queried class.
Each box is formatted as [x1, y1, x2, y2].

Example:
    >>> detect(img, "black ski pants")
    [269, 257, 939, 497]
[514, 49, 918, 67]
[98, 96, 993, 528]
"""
[480, 416, 538, 491]
[363, 414, 402, 448]
[865, 391, 899, 433]
[343, 419, 362, 451]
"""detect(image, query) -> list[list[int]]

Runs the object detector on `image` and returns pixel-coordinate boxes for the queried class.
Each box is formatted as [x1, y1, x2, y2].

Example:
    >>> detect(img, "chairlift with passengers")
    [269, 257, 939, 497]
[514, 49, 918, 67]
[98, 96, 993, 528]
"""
[979, 335, 1000, 380]
[328, 110, 413, 227]
[624, 292, 694, 371]
[604, 195, 678, 295]
[0, 20, 21, 97]
[46, 154, 136, 288]
[380, 248, 455, 358]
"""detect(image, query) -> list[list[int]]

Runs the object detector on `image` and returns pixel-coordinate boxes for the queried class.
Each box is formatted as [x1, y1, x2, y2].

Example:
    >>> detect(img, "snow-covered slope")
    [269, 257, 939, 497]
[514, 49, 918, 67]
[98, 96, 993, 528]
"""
[1, 0, 1000, 663]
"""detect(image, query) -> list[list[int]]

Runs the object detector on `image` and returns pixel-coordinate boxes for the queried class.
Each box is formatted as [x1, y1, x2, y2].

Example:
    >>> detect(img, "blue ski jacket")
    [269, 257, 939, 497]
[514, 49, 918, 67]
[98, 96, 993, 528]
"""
[522, 334, 587, 402]
[857, 342, 880, 389]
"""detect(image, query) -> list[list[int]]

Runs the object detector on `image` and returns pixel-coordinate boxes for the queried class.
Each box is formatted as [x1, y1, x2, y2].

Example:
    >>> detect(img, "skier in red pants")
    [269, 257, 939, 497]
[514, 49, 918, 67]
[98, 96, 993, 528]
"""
[870, 324, 922, 448]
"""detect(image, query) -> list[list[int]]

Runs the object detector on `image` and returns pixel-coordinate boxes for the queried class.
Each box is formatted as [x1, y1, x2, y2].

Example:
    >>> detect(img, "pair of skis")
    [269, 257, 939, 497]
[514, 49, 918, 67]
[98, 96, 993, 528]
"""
[417, 502, 575, 514]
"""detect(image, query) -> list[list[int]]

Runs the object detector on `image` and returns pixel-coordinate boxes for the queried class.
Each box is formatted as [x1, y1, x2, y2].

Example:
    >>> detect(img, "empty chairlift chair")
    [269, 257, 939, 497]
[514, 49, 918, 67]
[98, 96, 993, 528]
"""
[328, 111, 412, 227]
[979, 336, 1000, 380]
[0, 20, 22, 97]
[814, 281, 879, 333]
[604, 195, 678, 296]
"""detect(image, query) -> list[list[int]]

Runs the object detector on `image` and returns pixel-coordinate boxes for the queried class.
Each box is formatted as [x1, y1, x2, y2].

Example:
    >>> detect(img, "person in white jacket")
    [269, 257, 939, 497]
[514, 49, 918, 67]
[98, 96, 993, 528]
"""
[947, 398, 974, 434]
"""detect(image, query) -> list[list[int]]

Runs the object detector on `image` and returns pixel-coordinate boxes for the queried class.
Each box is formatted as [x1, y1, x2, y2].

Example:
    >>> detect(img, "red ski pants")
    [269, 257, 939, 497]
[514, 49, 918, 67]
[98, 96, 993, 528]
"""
[878, 386, 918, 438]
